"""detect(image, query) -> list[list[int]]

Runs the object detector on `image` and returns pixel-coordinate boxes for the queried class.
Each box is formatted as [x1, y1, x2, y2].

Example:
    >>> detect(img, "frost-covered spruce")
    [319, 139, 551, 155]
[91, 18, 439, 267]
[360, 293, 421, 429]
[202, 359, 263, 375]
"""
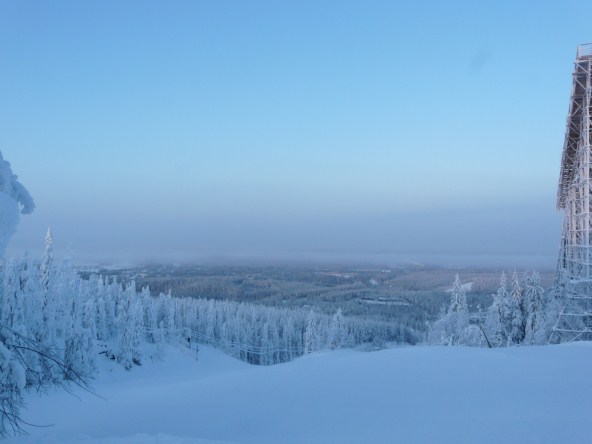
[304, 308, 317, 353]
[485, 272, 509, 347]
[507, 272, 526, 346]
[428, 274, 470, 345]
[523, 272, 546, 345]
[116, 283, 143, 370]
[328, 308, 346, 349]
[449, 274, 469, 336]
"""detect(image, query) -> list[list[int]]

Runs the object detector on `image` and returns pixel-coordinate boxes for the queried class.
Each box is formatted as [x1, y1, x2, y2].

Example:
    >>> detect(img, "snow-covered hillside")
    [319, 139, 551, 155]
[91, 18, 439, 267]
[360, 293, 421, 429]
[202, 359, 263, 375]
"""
[8, 343, 592, 444]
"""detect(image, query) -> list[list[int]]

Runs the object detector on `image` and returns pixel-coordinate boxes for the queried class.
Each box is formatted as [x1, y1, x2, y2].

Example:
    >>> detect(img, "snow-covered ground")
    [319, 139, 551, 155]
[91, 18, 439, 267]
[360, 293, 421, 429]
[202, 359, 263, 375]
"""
[8, 343, 592, 444]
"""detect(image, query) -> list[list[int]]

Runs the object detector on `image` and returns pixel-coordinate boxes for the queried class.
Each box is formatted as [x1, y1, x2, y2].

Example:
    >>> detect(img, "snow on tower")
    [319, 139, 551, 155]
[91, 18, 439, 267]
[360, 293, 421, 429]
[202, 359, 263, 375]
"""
[553, 43, 592, 341]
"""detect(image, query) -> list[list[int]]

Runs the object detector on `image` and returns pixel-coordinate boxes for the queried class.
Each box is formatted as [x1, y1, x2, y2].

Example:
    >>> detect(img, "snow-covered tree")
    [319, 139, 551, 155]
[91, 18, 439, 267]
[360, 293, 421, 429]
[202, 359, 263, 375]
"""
[0, 151, 35, 435]
[116, 283, 143, 370]
[0, 342, 26, 437]
[304, 308, 317, 353]
[427, 274, 476, 346]
[0, 152, 34, 257]
[328, 308, 346, 349]
[449, 274, 469, 334]
[507, 272, 525, 346]
[485, 272, 509, 347]
[428, 274, 469, 345]
[40, 227, 54, 290]
[544, 281, 564, 344]
[523, 272, 546, 345]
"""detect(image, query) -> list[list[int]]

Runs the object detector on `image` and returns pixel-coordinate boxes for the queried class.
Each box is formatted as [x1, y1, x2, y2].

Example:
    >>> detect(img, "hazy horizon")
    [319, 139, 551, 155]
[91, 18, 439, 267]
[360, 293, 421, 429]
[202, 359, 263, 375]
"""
[2, 1, 588, 268]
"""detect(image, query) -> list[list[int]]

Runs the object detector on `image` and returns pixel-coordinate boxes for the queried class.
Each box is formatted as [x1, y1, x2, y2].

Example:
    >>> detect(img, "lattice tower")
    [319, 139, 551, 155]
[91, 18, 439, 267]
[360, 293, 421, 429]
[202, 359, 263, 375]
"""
[553, 43, 592, 342]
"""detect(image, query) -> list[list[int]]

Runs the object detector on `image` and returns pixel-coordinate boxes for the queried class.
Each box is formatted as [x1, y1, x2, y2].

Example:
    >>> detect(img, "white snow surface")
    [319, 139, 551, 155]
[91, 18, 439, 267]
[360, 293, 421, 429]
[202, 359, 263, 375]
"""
[8, 343, 592, 444]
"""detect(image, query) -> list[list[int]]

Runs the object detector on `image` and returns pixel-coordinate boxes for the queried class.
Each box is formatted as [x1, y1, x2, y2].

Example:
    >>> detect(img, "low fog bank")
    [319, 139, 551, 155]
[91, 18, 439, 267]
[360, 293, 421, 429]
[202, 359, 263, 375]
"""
[6, 202, 561, 271]
[5, 246, 557, 271]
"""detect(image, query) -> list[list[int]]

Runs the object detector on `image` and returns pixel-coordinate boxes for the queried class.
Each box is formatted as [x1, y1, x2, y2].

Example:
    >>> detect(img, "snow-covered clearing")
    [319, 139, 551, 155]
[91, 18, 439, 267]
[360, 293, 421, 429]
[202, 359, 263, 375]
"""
[8, 343, 592, 444]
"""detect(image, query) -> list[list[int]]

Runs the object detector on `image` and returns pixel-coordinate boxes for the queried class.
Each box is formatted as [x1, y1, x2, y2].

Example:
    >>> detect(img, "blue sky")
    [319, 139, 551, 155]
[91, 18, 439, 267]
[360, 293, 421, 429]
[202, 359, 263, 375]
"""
[1, 1, 590, 266]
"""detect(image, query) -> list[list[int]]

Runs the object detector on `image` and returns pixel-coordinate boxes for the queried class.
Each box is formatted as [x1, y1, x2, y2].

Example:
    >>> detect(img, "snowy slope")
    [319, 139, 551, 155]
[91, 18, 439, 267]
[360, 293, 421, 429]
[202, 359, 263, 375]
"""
[8, 343, 592, 444]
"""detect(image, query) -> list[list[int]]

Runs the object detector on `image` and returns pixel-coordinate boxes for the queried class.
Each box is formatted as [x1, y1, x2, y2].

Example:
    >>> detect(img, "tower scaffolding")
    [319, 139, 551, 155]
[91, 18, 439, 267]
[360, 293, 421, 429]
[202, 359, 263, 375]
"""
[553, 43, 592, 342]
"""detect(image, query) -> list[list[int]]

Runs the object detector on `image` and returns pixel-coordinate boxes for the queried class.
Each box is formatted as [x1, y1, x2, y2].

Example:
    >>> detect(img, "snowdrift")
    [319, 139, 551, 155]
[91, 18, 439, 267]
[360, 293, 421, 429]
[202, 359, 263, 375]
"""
[7, 342, 592, 444]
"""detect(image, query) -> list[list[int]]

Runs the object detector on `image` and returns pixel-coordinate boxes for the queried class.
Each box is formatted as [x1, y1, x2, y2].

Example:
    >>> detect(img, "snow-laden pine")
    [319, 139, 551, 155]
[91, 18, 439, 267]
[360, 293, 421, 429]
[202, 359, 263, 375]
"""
[427, 274, 482, 346]
[429, 272, 551, 347]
